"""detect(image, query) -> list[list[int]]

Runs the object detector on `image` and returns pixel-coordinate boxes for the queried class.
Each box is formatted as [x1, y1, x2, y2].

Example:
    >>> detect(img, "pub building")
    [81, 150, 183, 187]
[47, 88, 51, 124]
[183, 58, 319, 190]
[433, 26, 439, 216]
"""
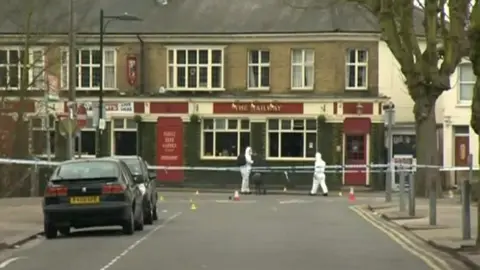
[52, 97, 387, 189]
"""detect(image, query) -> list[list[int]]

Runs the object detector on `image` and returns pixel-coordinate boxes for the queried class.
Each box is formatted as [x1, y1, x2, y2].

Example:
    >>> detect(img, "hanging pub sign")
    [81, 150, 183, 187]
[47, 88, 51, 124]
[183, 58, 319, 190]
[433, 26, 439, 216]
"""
[126, 55, 138, 87]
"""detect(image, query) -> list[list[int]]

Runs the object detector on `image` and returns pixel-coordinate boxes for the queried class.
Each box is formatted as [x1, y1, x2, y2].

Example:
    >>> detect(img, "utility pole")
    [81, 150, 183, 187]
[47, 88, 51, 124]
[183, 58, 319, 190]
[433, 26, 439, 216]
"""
[383, 101, 395, 202]
[67, 0, 76, 159]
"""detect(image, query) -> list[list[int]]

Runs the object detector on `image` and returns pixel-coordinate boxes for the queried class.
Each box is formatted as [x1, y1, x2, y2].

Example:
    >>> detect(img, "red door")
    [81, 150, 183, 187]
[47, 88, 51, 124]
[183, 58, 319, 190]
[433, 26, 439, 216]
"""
[344, 134, 367, 185]
[454, 135, 469, 186]
[454, 136, 469, 167]
[156, 117, 184, 183]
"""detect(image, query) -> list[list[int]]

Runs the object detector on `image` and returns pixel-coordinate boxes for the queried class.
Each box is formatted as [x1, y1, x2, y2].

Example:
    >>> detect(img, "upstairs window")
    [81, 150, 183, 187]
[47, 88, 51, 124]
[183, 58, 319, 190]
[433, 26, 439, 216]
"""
[248, 50, 270, 89]
[291, 49, 314, 90]
[346, 49, 368, 90]
[61, 48, 117, 90]
[0, 48, 44, 89]
[459, 63, 474, 103]
[167, 48, 224, 90]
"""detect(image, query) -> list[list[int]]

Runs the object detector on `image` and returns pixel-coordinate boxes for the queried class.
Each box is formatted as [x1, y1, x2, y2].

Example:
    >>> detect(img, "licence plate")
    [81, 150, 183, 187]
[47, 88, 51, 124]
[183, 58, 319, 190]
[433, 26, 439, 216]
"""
[69, 196, 100, 204]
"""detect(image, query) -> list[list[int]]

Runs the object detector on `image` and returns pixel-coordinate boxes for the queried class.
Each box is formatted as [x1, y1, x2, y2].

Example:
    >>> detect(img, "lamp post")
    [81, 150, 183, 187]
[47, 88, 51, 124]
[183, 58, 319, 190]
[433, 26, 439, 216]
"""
[96, 9, 141, 157]
[383, 101, 395, 202]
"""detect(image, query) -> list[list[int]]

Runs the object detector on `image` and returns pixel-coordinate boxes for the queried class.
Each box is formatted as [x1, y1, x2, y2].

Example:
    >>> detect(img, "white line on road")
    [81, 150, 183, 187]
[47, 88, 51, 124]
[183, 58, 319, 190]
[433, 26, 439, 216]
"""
[99, 211, 182, 270]
[215, 200, 257, 203]
[0, 257, 26, 268]
[278, 199, 314, 204]
[350, 206, 451, 270]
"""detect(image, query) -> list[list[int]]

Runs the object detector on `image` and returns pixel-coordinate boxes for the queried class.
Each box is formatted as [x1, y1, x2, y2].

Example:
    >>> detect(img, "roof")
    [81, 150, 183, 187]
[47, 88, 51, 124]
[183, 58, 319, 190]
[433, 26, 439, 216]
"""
[112, 156, 142, 160]
[60, 157, 121, 165]
[0, 0, 424, 35]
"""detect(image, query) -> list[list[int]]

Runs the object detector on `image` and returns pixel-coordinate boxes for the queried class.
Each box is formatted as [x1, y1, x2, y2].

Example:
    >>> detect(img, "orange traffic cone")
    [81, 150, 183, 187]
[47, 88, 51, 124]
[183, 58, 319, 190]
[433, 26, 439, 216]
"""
[348, 187, 356, 202]
[233, 190, 240, 201]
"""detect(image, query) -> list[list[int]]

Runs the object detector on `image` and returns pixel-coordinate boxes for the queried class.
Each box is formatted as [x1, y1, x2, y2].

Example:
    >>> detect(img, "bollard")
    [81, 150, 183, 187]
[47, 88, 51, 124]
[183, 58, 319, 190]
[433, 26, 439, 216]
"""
[462, 154, 473, 240]
[408, 172, 415, 217]
[399, 171, 406, 212]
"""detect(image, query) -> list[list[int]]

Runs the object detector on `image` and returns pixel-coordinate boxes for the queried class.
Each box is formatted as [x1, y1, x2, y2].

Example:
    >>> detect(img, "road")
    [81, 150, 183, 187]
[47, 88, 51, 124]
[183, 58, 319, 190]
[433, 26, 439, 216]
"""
[0, 193, 469, 270]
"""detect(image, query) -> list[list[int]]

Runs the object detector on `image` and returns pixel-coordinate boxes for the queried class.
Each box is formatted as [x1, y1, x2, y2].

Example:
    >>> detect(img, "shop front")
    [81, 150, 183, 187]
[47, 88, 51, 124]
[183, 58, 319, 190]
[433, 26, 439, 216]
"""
[49, 98, 386, 189]
[180, 99, 385, 188]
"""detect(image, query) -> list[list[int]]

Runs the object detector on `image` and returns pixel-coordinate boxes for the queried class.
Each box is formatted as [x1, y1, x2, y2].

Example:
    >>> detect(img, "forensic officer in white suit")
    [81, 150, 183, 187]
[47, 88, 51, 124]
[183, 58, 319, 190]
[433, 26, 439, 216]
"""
[309, 152, 328, 196]
[240, 146, 254, 194]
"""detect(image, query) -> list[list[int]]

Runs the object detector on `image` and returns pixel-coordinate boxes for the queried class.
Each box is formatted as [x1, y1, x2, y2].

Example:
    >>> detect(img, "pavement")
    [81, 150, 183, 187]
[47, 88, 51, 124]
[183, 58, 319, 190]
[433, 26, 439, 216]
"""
[0, 192, 472, 270]
[367, 196, 480, 268]
[0, 197, 43, 249]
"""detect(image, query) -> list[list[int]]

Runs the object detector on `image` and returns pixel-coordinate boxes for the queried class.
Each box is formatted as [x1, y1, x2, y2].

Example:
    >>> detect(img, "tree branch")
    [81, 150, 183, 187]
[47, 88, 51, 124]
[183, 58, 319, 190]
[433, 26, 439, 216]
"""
[440, 0, 470, 75]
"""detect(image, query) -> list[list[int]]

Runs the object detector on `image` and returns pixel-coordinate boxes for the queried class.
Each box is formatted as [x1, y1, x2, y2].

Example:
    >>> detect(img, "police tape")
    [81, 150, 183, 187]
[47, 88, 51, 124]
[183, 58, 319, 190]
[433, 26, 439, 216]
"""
[0, 157, 476, 173]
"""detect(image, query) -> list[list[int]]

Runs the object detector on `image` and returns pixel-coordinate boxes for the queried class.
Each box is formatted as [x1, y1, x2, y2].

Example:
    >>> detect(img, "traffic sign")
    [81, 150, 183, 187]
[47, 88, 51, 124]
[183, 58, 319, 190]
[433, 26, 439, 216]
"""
[77, 104, 87, 129]
[58, 118, 76, 137]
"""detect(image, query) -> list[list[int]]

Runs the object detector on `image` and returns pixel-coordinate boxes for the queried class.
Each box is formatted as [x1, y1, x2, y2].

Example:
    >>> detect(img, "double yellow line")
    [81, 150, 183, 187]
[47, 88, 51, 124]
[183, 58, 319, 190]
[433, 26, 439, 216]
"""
[350, 205, 452, 270]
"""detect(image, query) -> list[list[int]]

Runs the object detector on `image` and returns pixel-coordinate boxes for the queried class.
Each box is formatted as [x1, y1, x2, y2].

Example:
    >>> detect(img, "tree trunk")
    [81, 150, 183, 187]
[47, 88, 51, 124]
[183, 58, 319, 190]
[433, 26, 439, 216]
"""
[469, 11, 480, 249]
[413, 89, 443, 197]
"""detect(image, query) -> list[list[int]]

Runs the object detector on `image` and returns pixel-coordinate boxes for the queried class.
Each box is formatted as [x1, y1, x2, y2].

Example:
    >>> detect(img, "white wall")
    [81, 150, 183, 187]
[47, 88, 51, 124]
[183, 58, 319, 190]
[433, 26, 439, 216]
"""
[377, 41, 479, 170]
[378, 41, 445, 125]
[442, 60, 479, 169]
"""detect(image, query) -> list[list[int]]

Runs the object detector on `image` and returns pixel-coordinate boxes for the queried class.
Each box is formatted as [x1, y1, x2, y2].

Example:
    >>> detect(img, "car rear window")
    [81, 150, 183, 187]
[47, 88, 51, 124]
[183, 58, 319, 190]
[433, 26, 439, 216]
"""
[55, 161, 119, 180]
[122, 159, 142, 175]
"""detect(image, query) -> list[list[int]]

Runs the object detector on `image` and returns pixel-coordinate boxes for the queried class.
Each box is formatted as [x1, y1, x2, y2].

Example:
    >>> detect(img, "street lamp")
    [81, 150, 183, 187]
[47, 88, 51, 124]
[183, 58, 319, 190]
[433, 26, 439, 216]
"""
[382, 101, 395, 202]
[96, 9, 142, 157]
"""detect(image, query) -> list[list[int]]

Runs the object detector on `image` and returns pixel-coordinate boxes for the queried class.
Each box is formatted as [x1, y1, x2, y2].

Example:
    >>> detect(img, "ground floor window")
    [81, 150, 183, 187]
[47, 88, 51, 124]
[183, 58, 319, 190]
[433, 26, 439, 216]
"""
[113, 118, 137, 155]
[31, 116, 55, 156]
[267, 119, 316, 158]
[202, 118, 250, 158]
[75, 118, 96, 156]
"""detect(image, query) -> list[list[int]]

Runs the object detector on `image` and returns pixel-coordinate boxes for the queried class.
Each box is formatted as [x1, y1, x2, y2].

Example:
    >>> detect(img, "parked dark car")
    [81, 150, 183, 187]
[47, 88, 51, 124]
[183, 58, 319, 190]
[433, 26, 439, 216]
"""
[114, 156, 158, 224]
[42, 158, 145, 239]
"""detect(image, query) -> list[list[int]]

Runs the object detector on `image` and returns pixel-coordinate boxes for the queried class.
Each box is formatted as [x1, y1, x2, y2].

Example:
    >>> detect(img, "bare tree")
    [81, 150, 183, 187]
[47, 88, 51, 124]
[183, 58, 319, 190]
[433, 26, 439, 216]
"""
[0, 0, 95, 196]
[284, 0, 471, 196]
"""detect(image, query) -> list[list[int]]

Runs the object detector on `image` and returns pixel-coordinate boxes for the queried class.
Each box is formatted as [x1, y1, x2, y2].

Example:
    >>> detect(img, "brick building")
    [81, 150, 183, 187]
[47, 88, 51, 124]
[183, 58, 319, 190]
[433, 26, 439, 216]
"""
[0, 0, 423, 188]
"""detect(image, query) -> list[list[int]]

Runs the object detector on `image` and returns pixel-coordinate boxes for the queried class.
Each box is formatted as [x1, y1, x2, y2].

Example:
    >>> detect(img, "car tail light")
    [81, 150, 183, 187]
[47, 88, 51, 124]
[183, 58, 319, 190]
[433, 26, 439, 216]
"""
[102, 183, 126, 194]
[45, 184, 68, 197]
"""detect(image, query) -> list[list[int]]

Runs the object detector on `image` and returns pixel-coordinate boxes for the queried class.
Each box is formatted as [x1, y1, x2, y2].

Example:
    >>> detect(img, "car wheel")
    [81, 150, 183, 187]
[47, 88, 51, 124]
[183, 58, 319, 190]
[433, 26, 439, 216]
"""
[135, 207, 144, 231]
[144, 202, 154, 225]
[152, 205, 158, 221]
[44, 221, 57, 239]
[59, 227, 70, 236]
[122, 208, 135, 235]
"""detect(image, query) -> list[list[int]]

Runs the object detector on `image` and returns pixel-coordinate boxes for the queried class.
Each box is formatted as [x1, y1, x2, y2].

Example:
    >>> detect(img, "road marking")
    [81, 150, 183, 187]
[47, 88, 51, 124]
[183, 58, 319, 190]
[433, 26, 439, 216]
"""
[350, 206, 451, 270]
[99, 211, 182, 270]
[278, 199, 314, 204]
[0, 257, 26, 268]
[215, 200, 256, 203]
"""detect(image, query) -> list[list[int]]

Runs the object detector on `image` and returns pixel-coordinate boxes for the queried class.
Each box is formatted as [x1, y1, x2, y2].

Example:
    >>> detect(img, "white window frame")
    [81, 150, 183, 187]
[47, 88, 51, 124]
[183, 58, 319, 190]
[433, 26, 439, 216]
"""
[201, 118, 250, 159]
[266, 118, 317, 160]
[458, 63, 474, 104]
[247, 49, 270, 90]
[31, 116, 55, 157]
[167, 46, 225, 91]
[112, 118, 137, 131]
[0, 47, 45, 90]
[75, 118, 97, 158]
[346, 49, 368, 90]
[291, 49, 315, 90]
[112, 118, 137, 156]
[61, 47, 117, 91]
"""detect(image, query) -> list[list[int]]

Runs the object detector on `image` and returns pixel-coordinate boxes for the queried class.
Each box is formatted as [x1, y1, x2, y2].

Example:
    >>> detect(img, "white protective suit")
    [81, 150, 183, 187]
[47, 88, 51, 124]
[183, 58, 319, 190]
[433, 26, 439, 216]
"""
[310, 152, 328, 195]
[240, 147, 254, 193]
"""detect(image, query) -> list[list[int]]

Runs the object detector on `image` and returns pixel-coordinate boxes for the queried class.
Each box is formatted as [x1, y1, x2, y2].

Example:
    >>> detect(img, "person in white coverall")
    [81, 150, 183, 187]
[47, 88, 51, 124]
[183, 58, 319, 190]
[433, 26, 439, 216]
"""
[240, 146, 254, 194]
[310, 152, 328, 196]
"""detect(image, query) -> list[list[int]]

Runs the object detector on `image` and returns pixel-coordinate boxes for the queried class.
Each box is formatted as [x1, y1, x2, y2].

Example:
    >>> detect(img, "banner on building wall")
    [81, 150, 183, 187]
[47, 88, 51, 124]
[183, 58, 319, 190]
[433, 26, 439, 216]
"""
[156, 117, 184, 182]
